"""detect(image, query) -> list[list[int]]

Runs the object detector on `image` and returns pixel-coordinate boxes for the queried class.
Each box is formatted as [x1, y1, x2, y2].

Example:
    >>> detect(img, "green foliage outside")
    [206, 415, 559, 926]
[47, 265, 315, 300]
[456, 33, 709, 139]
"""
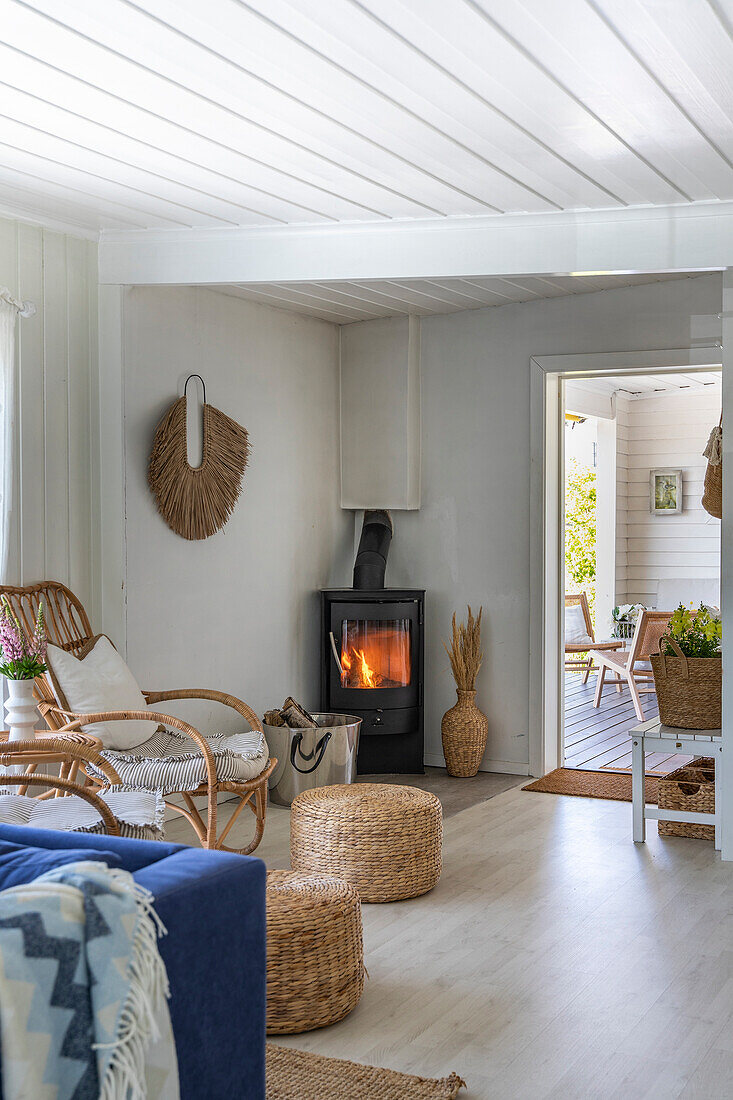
[666, 603, 722, 658]
[565, 459, 597, 628]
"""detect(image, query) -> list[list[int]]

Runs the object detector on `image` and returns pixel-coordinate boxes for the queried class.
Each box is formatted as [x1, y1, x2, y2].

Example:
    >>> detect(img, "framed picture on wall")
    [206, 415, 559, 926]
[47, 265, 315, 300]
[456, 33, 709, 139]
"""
[650, 469, 682, 515]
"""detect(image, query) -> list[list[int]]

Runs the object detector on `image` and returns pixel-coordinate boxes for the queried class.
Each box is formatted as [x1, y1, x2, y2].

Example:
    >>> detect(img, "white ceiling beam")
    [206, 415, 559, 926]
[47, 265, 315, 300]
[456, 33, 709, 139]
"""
[98, 200, 732, 285]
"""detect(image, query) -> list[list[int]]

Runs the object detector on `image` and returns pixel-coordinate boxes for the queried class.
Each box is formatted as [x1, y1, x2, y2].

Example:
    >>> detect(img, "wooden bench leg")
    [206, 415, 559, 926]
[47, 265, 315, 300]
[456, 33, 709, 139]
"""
[593, 665, 606, 708]
[715, 745, 723, 851]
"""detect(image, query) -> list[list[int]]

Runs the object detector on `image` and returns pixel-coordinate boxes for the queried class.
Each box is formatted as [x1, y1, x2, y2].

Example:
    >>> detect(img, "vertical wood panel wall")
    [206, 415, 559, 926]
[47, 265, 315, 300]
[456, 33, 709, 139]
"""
[0, 216, 99, 617]
[616, 388, 721, 606]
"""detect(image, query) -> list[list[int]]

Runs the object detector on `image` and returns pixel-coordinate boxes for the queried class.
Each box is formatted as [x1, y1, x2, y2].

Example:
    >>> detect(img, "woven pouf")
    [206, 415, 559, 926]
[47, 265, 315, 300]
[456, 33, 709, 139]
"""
[290, 784, 443, 903]
[266, 870, 364, 1034]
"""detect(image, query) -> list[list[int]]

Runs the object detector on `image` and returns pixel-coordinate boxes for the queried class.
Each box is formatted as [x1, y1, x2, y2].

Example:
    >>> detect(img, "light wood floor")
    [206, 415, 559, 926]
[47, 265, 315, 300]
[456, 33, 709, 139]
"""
[356, 766, 524, 818]
[166, 784, 733, 1099]
[564, 670, 689, 774]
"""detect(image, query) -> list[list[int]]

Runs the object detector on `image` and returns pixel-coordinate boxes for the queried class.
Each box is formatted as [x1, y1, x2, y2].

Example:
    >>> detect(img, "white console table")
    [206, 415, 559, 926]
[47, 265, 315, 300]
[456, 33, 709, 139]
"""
[631, 717, 722, 849]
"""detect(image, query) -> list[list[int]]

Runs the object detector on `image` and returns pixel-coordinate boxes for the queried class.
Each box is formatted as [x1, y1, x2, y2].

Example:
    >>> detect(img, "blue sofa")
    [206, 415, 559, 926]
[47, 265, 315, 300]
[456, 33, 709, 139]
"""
[0, 825, 267, 1100]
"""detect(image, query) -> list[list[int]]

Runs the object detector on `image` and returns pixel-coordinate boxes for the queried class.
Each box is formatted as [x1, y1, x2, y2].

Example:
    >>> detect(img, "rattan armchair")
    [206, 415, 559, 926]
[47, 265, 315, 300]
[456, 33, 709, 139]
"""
[0, 582, 276, 854]
[591, 609, 672, 722]
[565, 592, 623, 684]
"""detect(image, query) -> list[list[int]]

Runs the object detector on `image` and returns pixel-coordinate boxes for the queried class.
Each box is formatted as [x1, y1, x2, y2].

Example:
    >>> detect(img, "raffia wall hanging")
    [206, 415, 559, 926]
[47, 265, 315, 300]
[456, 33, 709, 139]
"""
[148, 374, 250, 540]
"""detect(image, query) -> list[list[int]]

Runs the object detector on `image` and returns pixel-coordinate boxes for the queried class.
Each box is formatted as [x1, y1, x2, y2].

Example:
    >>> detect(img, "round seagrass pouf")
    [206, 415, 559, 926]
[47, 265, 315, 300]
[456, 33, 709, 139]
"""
[290, 784, 442, 903]
[266, 870, 364, 1034]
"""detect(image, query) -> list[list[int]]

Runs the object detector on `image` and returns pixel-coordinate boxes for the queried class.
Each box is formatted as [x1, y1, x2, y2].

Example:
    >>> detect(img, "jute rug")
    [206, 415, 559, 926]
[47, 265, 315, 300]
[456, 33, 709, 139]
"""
[523, 768, 660, 803]
[266, 1044, 466, 1099]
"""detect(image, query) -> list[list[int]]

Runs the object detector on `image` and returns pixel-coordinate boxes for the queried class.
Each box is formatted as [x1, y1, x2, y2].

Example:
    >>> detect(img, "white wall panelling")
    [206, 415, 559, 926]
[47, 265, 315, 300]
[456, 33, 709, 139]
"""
[0, 214, 99, 615]
[615, 387, 722, 607]
[97, 285, 126, 648]
[340, 315, 420, 508]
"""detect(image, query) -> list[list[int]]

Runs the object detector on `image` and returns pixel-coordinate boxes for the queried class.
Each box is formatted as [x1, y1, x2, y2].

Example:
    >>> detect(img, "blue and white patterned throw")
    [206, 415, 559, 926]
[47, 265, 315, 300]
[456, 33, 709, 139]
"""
[0, 860, 179, 1100]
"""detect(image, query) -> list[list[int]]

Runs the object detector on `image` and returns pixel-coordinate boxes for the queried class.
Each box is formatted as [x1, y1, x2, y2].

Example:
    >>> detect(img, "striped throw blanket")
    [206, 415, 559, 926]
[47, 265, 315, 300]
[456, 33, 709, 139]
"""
[0, 861, 179, 1100]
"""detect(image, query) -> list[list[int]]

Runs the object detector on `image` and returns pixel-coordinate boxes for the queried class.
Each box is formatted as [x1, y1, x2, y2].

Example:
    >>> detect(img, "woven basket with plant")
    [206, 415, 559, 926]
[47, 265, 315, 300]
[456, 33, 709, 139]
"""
[441, 606, 488, 777]
[650, 604, 722, 730]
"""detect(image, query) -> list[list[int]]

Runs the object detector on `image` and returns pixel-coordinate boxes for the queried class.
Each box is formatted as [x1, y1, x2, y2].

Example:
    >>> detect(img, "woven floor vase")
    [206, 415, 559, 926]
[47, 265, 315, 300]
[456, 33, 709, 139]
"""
[266, 871, 364, 1034]
[441, 689, 488, 777]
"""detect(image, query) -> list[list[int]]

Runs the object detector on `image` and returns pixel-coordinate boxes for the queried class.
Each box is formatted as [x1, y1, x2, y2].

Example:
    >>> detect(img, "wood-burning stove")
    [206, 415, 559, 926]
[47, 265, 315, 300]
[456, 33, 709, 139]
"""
[320, 589, 424, 773]
[320, 510, 424, 773]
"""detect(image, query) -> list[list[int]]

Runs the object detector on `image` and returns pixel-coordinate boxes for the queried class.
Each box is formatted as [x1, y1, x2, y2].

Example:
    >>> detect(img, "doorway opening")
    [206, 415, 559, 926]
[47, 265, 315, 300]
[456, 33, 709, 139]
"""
[562, 368, 721, 773]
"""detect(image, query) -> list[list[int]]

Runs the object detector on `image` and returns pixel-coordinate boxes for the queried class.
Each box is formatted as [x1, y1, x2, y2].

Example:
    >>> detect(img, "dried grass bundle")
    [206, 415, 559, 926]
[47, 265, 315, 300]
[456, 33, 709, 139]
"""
[148, 395, 250, 540]
[444, 605, 483, 691]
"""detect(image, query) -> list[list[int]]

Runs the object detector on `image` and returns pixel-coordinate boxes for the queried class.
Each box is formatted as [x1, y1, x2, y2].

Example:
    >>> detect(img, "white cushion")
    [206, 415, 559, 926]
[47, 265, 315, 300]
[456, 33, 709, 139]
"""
[46, 636, 157, 751]
[655, 578, 720, 612]
[0, 787, 164, 841]
[565, 603, 592, 645]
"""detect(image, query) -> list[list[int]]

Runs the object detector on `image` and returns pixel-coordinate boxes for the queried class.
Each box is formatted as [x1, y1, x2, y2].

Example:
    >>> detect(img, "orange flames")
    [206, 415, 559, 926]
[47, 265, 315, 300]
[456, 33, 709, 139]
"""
[341, 648, 380, 689]
[340, 624, 411, 690]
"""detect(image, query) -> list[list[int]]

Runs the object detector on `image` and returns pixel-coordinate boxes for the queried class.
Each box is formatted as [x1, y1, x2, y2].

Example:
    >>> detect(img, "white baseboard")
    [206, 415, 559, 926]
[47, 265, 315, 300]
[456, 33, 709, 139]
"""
[423, 752, 529, 776]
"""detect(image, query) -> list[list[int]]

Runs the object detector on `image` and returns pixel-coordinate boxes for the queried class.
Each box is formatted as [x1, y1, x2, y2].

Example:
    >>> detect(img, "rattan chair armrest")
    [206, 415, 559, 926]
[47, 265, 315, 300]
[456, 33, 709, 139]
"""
[0, 735, 122, 785]
[142, 688, 264, 734]
[0, 772, 120, 835]
[56, 709, 219, 791]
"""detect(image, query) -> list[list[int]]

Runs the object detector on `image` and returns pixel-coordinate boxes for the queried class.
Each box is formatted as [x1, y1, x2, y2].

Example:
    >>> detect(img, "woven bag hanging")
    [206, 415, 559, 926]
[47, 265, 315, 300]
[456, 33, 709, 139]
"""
[148, 375, 250, 540]
[702, 414, 722, 520]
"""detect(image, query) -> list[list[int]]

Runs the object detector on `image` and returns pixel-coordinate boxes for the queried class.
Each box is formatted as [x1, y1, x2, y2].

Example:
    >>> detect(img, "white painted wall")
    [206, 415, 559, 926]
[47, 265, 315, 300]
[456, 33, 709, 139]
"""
[615, 388, 721, 607]
[0, 215, 99, 615]
[340, 315, 421, 510]
[379, 274, 722, 774]
[119, 287, 351, 732]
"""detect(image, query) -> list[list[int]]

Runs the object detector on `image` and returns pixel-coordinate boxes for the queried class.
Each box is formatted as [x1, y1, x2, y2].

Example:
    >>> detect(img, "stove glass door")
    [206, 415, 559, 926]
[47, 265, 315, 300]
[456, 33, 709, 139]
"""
[340, 618, 412, 690]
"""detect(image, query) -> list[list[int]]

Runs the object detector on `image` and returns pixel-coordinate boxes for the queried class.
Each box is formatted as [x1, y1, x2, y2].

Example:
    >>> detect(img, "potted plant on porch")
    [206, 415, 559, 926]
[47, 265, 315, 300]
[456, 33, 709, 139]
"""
[650, 603, 722, 729]
[441, 606, 488, 777]
[0, 598, 46, 746]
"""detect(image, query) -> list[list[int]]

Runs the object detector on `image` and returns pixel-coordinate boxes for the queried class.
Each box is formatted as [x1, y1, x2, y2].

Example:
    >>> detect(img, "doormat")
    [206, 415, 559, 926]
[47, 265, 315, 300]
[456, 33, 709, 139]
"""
[266, 1044, 466, 1099]
[523, 768, 660, 803]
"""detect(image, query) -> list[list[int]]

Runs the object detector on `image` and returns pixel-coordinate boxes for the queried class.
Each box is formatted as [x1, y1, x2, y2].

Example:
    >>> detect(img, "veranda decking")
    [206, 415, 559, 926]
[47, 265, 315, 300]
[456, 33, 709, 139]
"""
[564, 669, 689, 775]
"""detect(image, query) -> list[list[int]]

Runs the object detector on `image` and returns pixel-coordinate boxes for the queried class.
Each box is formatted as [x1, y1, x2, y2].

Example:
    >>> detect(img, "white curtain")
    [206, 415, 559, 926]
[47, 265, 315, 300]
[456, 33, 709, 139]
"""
[0, 289, 34, 584]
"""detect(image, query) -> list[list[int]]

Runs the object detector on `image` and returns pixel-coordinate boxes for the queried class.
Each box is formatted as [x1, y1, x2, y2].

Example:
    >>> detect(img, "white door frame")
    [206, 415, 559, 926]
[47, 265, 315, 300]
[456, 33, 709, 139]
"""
[528, 346, 723, 783]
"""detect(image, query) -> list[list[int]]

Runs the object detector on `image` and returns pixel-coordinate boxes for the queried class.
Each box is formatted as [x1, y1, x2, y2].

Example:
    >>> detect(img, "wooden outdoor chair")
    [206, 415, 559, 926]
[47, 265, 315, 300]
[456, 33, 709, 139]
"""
[590, 609, 672, 722]
[565, 592, 623, 685]
[0, 582, 276, 855]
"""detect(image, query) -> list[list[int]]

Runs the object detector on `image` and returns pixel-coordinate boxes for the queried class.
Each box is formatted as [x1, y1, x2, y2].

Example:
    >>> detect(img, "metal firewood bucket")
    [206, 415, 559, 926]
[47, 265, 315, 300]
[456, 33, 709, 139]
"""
[265, 713, 362, 807]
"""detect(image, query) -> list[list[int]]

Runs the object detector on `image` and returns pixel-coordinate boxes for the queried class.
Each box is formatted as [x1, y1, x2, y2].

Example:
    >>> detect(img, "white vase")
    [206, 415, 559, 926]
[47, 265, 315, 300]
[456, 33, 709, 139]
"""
[3, 678, 37, 776]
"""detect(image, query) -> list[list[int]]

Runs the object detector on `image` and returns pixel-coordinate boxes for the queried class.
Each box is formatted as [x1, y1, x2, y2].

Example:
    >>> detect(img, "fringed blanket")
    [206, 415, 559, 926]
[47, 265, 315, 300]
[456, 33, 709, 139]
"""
[0, 861, 179, 1100]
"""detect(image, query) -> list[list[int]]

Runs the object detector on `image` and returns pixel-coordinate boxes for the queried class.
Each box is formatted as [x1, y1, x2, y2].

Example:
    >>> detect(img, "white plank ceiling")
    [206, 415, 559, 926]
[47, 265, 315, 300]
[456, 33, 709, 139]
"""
[570, 368, 722, 402]
[213, 272, 701, 324]
[2, 0, 733, 236]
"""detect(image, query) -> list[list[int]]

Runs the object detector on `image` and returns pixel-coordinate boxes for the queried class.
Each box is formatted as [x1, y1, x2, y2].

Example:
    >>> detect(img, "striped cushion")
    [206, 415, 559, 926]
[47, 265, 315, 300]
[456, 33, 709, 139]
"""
[0, 787, 165, 841]
[86, 728, 269, 795]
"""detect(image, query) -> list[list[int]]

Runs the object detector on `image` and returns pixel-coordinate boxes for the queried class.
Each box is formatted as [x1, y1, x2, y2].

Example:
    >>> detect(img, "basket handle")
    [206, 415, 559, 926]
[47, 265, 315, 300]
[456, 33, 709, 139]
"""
[290, 730, 332, 774]
[659, 634, 689, 679]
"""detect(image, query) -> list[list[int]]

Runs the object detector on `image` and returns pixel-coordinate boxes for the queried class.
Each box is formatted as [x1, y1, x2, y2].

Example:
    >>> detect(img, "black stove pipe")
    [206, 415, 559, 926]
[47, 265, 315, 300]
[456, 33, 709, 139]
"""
[353, 510, 393, 590]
